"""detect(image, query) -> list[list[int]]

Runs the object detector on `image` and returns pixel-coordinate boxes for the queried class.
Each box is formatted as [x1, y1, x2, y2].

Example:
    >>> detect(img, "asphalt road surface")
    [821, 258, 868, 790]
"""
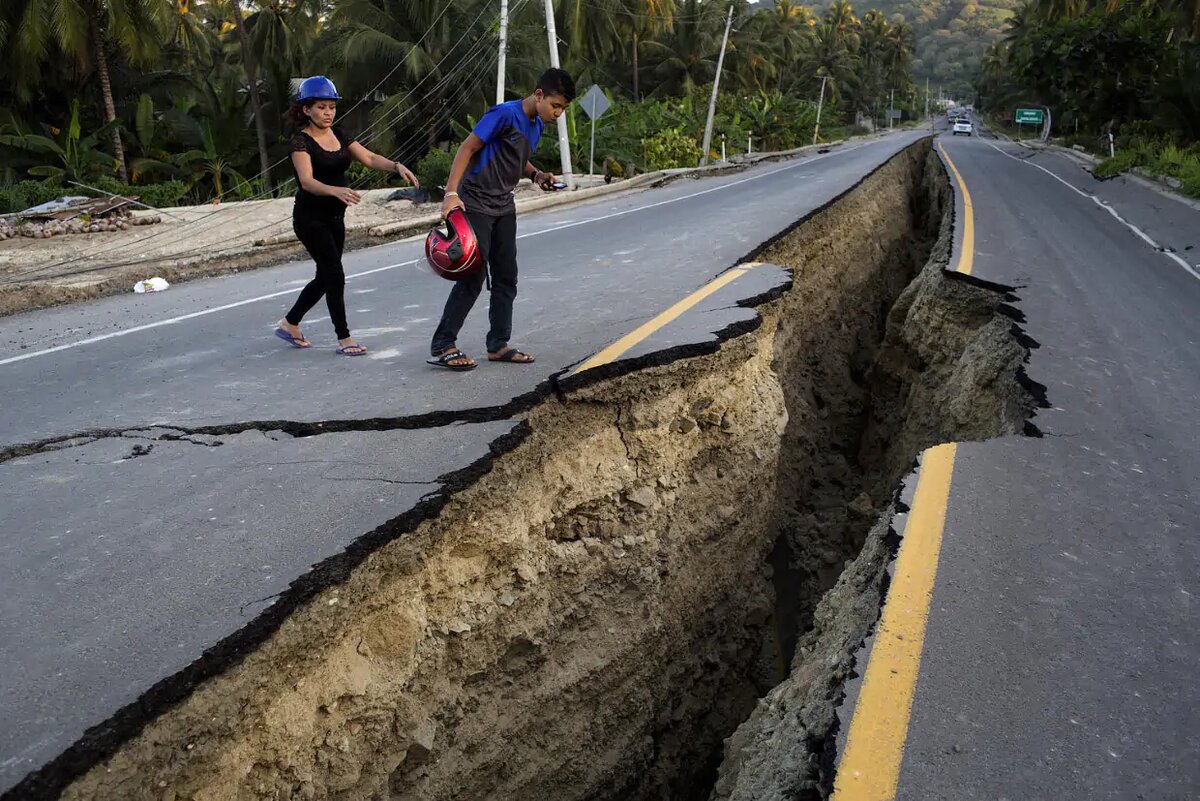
[0, 131, 924, 792]
[835, 122, 1200, 800]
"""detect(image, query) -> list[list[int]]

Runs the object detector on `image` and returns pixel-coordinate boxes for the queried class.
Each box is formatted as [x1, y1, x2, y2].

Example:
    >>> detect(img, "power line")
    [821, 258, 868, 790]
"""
[207, 0, 458, 205]
[12, 2, 509, 280]
[4, 42, 508, 284]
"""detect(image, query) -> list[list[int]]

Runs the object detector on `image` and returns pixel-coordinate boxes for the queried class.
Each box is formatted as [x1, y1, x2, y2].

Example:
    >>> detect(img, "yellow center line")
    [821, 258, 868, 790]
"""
[937, 142, 975, 276]
[833, 140, 976, 800]
[832, 443, 957, 800]
[573, 263, 760, 373]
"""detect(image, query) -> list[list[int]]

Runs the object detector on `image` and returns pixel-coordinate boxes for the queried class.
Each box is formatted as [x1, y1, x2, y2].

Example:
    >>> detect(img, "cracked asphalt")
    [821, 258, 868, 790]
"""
[0, 131, 924, 792]
[835, 125, 1200, 800]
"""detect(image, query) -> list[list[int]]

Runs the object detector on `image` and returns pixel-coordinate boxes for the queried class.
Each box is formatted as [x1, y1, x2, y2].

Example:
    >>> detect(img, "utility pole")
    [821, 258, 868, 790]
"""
[700, 5, 735, 166]
[889, 88, 894, 130]
[496, 0, 509, 104]
[813, 74, 828, 145]
[925, 76, 932, 134]
[542, 0, 574, 187]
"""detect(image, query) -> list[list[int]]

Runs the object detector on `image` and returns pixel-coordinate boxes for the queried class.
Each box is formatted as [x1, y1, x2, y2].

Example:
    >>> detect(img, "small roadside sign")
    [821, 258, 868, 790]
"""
[1015, 108, 1044, 125]
[888, 109, 902, 120]
[580, 86, 611, 177]
[580, 85, 611, 120]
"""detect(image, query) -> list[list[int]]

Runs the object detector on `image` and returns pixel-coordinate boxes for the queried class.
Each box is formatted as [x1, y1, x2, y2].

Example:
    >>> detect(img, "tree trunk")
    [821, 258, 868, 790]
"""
[230, 0, 273, 193]
[91, 13, 128, 182]
[632, 30, 640, 102]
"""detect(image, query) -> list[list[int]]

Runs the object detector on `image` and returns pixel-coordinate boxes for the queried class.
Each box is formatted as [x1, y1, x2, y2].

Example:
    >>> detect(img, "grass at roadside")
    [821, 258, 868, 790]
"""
[1092, 141, 1200, 197]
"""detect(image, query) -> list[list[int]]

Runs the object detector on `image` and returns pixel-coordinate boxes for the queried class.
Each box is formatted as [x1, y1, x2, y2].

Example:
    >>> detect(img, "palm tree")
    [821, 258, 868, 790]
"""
[2, 0, 172, 181]
[638, 0, 722, 96]
[824, 0, 861, 52]
[228, 0, 273, 191]
[855, 10, 889, 119]
[883, 19, 913, 87]
[325, 0, 507, 157]
[609, 0, 678, 101]
[762, 0, 815, 91]
[802, 21, 858, 101]
[563, 0, 621, 83]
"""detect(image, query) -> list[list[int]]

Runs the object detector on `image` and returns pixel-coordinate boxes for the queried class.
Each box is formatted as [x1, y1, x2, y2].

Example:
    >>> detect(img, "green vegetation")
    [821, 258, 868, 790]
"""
[807, 0, 1023, 99]
[1, 0, 917, 209]
[1093, 137, 1200, 197]
[975, 0, 1200, 195]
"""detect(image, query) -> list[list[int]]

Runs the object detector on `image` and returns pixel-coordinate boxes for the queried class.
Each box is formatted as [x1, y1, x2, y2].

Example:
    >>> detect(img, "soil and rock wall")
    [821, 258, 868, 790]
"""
[25, 140, 1040, 801]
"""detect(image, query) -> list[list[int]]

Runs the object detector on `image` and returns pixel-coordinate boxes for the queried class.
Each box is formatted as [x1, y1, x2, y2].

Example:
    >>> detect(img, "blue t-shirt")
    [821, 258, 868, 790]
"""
[459, 100, 544, 216]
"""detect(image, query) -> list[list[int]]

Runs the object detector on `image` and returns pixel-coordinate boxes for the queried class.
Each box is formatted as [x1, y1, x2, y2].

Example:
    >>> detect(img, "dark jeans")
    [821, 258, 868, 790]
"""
[286, 211, 349, 339]
[431, 210, 518, 355]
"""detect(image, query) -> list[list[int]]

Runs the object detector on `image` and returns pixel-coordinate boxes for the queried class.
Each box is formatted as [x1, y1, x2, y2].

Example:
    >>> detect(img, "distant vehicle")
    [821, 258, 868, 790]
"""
[952, 119, 974, 136]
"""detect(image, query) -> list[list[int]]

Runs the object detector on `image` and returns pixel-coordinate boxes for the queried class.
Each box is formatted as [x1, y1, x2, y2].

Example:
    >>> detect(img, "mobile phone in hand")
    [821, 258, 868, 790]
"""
[550, 181, 568, 191]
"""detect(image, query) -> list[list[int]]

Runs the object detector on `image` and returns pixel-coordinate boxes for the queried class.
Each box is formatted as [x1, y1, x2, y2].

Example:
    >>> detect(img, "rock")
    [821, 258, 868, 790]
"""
[848, 492, 874, 518]
[671, 416, 698, 434]
[387, 187, 429, 204]
[626, 486, 656, 509]
[516, 564, 538, 583]
[497, 590, 516, 607]
[406, 721, 437, 764]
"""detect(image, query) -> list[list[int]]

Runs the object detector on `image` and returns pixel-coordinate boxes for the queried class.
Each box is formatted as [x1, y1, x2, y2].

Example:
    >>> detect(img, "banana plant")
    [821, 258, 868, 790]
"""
[0, 100, 119, 182]
[171, 118, 251, 200]
[128, 94, 179, 183]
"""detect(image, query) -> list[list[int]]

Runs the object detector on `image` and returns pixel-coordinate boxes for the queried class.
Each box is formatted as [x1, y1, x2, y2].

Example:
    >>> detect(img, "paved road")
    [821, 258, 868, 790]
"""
[0, 131, 925, 793]
[835, 125, 1200, 799]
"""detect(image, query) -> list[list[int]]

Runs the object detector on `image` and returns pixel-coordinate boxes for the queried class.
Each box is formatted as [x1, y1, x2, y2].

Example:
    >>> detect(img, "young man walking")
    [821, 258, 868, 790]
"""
[428, 68, 576, 371]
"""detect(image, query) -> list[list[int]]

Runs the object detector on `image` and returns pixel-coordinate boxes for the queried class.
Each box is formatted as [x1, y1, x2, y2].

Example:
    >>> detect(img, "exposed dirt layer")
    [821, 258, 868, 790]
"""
[7, 140, 1042, 801]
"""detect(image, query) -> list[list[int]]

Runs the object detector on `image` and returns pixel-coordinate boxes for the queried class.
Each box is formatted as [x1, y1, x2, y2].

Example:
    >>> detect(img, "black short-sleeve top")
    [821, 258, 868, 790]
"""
[290, 125, 357, 217]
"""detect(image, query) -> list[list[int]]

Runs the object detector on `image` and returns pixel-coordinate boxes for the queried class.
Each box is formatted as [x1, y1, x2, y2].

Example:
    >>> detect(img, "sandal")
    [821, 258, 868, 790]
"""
[427, 349, 477, 371]
[336, 343, 368, 356]
[488, 348, 535, 364]
[274, 327, 311, 349]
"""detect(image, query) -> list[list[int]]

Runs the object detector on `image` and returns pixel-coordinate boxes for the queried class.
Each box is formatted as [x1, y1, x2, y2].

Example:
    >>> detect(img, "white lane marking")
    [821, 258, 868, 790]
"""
[983, 139, 1200, 282]
[0, 139, 892, 368]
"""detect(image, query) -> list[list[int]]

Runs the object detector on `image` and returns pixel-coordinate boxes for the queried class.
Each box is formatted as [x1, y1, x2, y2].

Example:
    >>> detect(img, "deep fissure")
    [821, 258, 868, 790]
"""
[25, 141, 1043, 801]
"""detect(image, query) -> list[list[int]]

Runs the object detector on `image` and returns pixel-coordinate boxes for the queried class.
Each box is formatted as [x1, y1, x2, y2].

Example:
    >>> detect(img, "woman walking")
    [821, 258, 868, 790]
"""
[274, 75, 419, 355]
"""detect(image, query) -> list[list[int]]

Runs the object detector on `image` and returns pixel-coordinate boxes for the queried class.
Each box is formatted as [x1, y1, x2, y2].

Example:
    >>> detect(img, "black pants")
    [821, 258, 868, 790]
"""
[287, 212, 349, 339]
[431, 211, 518, 355]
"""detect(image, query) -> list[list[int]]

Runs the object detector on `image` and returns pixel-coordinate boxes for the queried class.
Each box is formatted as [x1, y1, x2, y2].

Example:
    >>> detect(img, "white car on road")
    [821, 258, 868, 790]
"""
[952, 118, 973, 136]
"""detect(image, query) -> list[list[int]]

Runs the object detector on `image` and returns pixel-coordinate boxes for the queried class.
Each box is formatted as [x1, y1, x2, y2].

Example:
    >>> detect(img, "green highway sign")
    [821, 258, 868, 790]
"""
[1015, 108, 1044, 124]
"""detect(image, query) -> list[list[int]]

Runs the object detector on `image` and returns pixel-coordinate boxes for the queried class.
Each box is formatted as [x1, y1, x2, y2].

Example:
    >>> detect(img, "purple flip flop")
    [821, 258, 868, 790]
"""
[274, 327, 311, 348]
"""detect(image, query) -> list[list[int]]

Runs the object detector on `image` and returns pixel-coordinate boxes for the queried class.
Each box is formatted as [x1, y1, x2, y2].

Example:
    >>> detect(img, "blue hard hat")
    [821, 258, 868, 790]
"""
[296, 76, 341, 103]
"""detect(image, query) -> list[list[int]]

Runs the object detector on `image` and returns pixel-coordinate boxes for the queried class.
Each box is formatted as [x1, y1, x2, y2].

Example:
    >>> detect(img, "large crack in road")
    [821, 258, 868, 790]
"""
[6, 139, 1047, 801]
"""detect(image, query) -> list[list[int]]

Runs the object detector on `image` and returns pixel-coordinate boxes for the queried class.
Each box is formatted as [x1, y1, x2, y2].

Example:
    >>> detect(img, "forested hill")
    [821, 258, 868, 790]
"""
[807, 0, 1019, 97]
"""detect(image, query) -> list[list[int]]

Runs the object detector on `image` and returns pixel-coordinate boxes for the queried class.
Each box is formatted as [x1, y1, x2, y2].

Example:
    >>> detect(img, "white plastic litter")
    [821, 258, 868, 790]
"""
[133, 277, 170, 294]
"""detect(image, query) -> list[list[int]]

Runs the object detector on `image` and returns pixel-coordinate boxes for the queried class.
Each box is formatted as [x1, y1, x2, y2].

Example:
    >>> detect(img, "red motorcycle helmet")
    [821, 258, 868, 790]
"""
[425, 209, 482, 281]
